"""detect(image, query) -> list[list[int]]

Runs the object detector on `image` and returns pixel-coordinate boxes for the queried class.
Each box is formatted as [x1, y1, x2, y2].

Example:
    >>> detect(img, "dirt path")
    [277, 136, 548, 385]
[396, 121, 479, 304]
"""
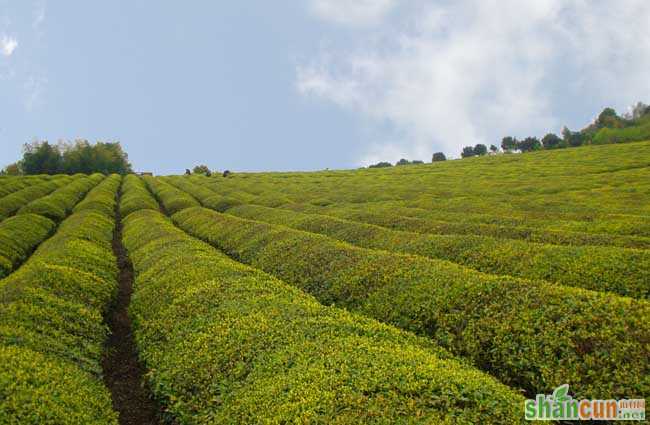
[102, 189, 161, 425]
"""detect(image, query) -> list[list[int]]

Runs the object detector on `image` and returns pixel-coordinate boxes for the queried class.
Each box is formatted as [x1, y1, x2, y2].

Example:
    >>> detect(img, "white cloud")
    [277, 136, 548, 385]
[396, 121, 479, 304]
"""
[298, 0, 650, 164]
[1, 35, 18, 56]
[310, 0, 397, 26]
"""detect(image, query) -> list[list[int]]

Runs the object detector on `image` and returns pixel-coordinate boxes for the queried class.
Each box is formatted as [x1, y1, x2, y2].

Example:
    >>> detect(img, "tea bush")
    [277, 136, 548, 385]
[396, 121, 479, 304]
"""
[226, 204, 650, 299]
[173, 207, 650, 400]
[119, 174, 159, 218]
[0, 176, 72, 220]
[0, 176, 120, 423]
[123, 208, 525, 424]
[18, 174, 104, 221]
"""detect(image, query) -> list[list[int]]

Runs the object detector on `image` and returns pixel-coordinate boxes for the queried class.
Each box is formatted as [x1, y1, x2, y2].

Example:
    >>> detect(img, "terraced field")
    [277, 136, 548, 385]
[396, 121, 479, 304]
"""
[1, 141, 648, 423]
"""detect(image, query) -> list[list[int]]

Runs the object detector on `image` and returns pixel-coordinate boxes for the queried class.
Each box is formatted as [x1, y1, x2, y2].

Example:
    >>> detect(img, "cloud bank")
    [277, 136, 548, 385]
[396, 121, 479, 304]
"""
[298, 0, 650, 164]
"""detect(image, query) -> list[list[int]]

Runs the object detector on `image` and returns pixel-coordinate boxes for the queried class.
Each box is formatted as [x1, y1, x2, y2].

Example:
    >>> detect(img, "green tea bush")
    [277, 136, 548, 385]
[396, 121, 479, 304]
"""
[313, 203, 650, 250]
[165, 175, 244, 212]
[123, 209, 525, 424]
[0, 214, 55, 278]
[18, 174, 104, 221]
[0, 176, 43, 198]
[0, 178, 119, 423]
[119, 174, 159, 218]
[227, 204, 650, 299]
[74, 174, 122, 216]
[173, 207, 650, 400]
[0, 176, 71, 220]
[142, 175, 199, 214]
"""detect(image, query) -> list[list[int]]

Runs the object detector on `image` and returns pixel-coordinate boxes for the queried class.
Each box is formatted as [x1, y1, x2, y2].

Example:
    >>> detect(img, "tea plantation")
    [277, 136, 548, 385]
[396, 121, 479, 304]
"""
[0, 141, 648, 423]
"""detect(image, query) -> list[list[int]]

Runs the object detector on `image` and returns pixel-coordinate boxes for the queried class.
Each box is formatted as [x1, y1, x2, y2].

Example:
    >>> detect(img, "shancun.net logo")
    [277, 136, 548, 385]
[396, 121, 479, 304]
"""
[525, 384, 645, 421]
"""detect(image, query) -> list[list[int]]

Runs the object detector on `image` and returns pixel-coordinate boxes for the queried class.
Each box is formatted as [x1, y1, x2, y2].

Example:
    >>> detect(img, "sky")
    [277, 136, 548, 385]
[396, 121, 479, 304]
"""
[1, 1, 649, 174]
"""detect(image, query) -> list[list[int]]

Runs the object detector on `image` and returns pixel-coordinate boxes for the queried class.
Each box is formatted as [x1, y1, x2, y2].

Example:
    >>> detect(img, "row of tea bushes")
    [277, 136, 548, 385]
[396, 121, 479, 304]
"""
[142, 175, 199, 214]
[295, 202, 650, 250]
[74, 175, 122, 216]
[225, 204, 650, 299]
[122, 208, 525, 424]
[172, 207, 650, 400]
[0, 176, 120, 280]
[0, 176, 46, 198]
[119, 175, 160, 218]
[0, 176, 121, 423]
[0, 176, 72, 221]
[164, 176, 244, 212]
[186, 171, 650, 250]
[159, 176, 649, 298]
[18, 174, 104, 221]
[0, 214, 55, 279]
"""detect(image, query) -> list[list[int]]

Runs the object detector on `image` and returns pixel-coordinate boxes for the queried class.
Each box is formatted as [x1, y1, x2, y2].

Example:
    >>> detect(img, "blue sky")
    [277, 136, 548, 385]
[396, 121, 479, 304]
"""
[1, 1, 649, 174]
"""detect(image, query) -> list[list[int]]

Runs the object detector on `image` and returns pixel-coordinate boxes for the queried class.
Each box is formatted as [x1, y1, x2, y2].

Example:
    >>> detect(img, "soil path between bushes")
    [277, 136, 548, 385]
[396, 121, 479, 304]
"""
[102, 187, 161, 425]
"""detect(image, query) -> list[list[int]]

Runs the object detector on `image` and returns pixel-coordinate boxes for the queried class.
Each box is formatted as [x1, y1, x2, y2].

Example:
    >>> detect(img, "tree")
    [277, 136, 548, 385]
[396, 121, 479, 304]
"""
[489, 144, 498, 153]
[595, 107, 624, 129]
[517, 137, 542, 152]
[501, 136, 517, 152]
[21, 141, 62, 175]
[461, 146, 476, 158]
[368, 162, 392, 168]
[396, 158, 411, 166]
[542, 133, 562, 149]
[19, 140, 132, 175]
[185, 169, 191, 175]
[1, 163, 22, 175]
[193, 165, 211, 175]
[473, 144, 488, 156]
[562, 127, 585, 147]
[432, 152, 446, 162]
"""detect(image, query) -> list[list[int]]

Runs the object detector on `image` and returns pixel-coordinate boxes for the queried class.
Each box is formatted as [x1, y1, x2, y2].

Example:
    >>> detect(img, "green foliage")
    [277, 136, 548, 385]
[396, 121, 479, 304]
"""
[501, 136, 517, 151]
[0, 180, 120, 423]
[192, 164, 211, 176]
[461, 146, 476, 158]
[432, 152, 446, 162]
[368, 161, 392, 168]
[1, 163, 22, 176]
[0, 214, 55, 278]
[0, 177, 72, 220]
[73, 175, 122, 216]
[592, 120, 650, 145]
[18, 174, 104, 221]
[21, 141, 62, 175]
[17, 140, 132, 175]
[122, 208, 525, 423]
[473, 143, 488, 156]
[172, 206, 650, 400]
[225, 204, 650, 299]
[142, 175, 199, 214]
[517, 137, 542, 152]
[119, 175, 159, 218]
[541, 133, 562, 149]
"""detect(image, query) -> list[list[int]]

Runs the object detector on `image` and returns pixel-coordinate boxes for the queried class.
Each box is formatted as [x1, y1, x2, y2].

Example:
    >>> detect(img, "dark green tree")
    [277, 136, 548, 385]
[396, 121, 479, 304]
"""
[489, 144, 498, 153]
[193, 165, 211, 175]
[517, 137, 542, 152]
[432, 152, 446, 162]
[542, 133, 562, 149]
[368, 162, 393, 168]
[501, 136, 518, 152]
[473, 144, 488, 156]
[461, 146, 476, 158]
[21, 141, 62, 175]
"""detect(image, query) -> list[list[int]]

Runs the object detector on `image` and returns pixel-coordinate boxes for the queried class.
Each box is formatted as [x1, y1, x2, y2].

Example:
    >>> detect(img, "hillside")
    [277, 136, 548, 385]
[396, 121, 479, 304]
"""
[0, 141, 648, 423]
